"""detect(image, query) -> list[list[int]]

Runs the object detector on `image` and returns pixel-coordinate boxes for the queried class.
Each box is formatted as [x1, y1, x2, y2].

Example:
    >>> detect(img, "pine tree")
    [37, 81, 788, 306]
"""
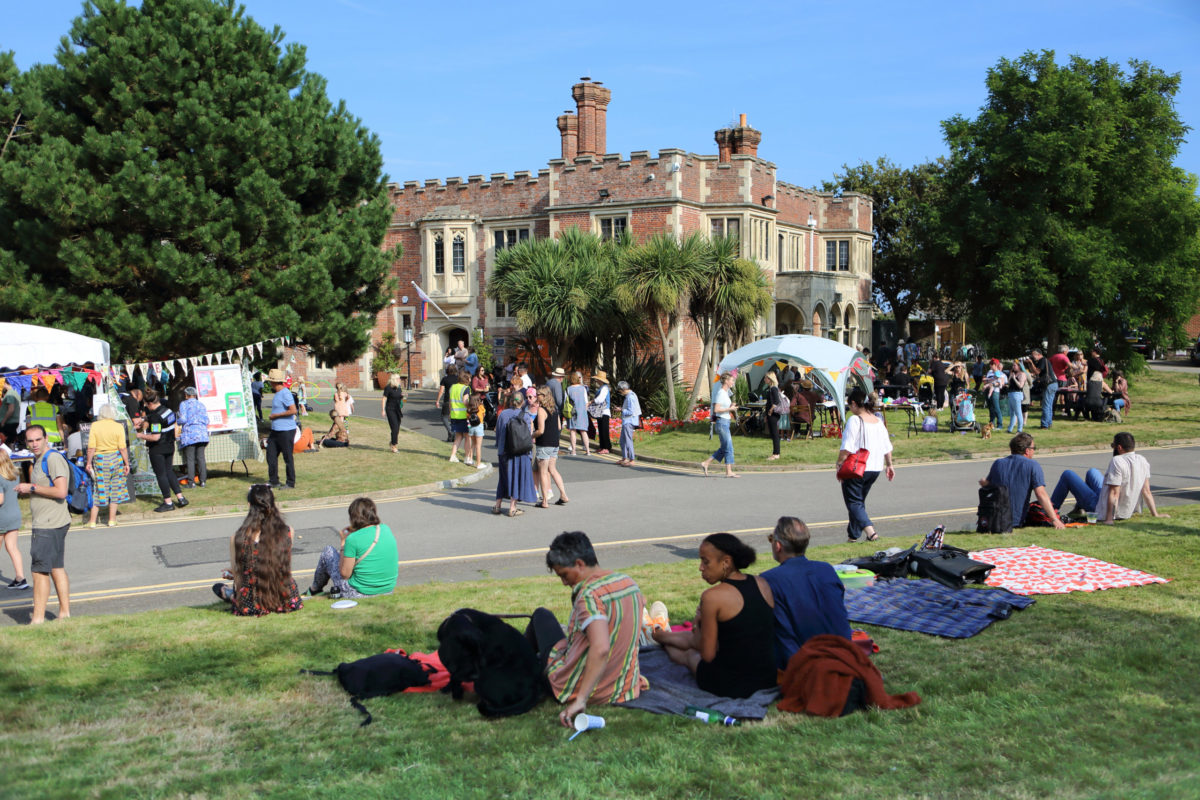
[0, 0, 396, 362]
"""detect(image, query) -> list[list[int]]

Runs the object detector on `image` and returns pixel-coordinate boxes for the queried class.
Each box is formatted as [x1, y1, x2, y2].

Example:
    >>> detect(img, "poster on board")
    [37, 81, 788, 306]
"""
[193, 363, 250, 432]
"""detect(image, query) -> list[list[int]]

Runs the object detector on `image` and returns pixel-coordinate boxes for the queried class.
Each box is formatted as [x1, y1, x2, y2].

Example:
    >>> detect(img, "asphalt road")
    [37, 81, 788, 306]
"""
[2, 390, 1197, 626]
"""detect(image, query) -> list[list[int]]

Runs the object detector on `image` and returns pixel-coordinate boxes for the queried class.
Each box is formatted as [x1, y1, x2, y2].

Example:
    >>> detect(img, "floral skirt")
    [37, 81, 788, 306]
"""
[93, 451, 130, 507]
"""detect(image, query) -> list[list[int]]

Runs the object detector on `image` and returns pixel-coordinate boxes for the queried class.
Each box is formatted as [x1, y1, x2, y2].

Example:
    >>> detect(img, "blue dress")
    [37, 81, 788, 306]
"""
[566, 384, 589, 431]
[494, 407, 537, 503]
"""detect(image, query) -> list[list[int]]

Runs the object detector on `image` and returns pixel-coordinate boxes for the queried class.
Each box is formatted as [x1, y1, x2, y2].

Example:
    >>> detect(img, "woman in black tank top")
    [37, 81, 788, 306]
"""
[533, 386, 569, 508]
[651, 533, 778, 698]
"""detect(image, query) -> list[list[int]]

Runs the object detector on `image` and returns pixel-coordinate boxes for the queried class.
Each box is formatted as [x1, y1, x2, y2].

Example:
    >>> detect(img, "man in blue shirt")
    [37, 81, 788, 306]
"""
[980, 432, 1064, 529]
[761, 516, 852, 670]
[265, 369, 298, 489]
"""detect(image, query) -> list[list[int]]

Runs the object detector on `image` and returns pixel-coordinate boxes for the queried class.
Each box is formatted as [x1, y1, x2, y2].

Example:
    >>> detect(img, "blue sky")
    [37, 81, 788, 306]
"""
[5, 0, 1199, 189]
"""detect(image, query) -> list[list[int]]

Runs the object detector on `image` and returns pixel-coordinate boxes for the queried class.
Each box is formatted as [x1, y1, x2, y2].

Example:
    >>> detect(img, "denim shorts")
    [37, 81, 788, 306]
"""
[450, 419, 469, 433]
[468, 423, 484, 438]
[535, 446, 559, 462]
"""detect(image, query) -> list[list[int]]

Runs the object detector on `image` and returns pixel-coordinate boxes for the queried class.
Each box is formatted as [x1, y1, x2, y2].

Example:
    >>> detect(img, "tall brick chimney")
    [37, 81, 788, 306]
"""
[571, 78, 612, 159]
[557, 111, 578, 161]
[714, 113, 762, 162]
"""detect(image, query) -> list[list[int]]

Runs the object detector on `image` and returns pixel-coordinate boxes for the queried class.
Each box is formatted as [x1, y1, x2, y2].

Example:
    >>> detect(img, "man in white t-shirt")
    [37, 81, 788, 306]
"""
[1096, 432, 1168, 524]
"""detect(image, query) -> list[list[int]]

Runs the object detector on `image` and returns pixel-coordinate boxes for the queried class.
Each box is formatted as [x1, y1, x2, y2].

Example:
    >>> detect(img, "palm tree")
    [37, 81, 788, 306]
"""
[617, 233, 706, 421]
[685, 236, 773, 417]
[490, 237, 592, 368]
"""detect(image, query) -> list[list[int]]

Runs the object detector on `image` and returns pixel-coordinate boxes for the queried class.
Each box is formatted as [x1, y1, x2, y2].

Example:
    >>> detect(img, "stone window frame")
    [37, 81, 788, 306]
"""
[451, 232, 466, 274]
[422, 222, 475, 293]
[595, 214, 628, 241]
[747, 214, 773, 265]
[825, 239, 850, 272]
[485, 222, 535, 320]
[433, 232, 445, 274]
[708, 215, 742, 242]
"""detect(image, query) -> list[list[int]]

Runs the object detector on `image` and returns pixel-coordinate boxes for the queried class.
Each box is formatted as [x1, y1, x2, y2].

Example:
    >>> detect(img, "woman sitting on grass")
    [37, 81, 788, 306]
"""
[650, 533, 777, 698]
[212, 484, 303, 616]
[306, 497, 398, 599]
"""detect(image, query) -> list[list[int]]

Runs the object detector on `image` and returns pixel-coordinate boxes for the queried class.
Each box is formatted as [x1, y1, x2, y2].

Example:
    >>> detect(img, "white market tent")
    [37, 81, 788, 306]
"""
[0, 322, 111, 370]
[715, 334, 874, 421]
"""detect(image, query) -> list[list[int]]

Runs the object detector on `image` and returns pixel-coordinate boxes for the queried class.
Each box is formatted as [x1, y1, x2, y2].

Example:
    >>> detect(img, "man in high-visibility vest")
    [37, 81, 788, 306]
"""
[27, 388, 65, 445]
[448, 369, 472, 464]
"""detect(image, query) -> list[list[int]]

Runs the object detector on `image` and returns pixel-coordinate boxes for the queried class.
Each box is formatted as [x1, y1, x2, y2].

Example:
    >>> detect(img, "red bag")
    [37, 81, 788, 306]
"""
[837, 449, 868, 481]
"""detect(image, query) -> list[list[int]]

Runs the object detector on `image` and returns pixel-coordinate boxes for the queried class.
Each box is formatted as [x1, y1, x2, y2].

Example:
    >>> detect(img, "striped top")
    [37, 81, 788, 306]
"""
[546, 571, 648, 705]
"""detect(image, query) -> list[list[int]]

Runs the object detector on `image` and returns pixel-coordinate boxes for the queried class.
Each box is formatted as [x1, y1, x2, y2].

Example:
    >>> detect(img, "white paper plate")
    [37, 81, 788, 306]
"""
[330, 599, 358, 609]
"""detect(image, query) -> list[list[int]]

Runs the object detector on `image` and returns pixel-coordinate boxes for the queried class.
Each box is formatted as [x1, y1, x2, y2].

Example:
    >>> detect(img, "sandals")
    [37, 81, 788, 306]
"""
[491, 506, 502, 515]
[700, 462, 710, 477]
[536, 502, 550, 509]
[865, 531, 879, 542]
[507, 508, 524, 517]
[555, 498, 569, 505]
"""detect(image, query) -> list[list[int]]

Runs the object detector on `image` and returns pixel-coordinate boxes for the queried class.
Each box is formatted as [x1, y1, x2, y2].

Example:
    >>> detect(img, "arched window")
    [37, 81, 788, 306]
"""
[433, 233, 445, 274]
[452, 232, 465, 274]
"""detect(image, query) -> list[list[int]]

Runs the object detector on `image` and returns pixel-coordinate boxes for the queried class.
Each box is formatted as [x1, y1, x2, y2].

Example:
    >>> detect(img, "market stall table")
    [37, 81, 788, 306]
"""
[880, 403, 922, 438]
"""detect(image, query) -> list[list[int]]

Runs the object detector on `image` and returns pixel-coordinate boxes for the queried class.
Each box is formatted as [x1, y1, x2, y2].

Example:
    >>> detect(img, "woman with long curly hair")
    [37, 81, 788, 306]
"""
[212, 485, 303, 616]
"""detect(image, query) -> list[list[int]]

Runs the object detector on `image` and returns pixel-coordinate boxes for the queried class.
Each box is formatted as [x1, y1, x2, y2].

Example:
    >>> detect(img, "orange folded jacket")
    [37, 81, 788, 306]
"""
[776, 634, 921, 717]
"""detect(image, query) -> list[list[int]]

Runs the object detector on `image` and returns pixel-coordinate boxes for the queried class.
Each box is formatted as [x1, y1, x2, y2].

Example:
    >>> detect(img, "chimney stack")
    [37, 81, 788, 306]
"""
[714, 114, 762, 162]
[557, 111, 578, 161]
[570, 78, 612, 159]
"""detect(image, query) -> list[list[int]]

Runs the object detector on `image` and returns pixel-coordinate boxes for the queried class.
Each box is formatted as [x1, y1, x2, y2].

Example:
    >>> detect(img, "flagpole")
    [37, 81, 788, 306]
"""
[412, 281, 451, 320]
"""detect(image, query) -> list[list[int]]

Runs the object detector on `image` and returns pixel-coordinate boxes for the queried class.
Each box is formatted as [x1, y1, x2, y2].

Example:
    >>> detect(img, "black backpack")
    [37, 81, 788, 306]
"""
[301, 651, 431, 726]
[977, 484, 1013, 533]
[505, 414, 532, 456]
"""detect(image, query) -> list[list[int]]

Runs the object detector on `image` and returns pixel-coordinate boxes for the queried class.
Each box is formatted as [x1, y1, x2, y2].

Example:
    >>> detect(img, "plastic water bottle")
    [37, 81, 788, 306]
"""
[684, 705, 739, 725]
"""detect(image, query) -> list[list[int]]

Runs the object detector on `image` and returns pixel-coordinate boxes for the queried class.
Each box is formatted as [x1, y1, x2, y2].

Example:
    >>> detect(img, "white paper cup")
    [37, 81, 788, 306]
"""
[574, 713, 606, 733]
[1086, 512, 1097, 524]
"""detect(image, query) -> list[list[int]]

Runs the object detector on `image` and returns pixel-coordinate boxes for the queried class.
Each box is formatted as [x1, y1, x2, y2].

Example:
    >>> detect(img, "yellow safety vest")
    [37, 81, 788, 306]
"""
[450, 383, 469, 419]
[30, 401, 62, 443]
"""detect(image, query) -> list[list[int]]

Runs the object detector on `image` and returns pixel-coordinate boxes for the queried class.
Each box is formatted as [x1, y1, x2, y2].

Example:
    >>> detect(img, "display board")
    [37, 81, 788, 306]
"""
[194, 364, 249, 432]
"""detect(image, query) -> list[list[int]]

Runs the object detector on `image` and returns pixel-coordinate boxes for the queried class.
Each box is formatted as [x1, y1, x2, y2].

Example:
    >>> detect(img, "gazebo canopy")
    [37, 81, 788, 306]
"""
[715, 334, 873, 420]
[0, 322, 111, 370]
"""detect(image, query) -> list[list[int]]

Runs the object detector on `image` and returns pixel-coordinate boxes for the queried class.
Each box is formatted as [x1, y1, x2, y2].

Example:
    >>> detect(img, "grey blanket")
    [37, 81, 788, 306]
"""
[615, 646, 780, 720]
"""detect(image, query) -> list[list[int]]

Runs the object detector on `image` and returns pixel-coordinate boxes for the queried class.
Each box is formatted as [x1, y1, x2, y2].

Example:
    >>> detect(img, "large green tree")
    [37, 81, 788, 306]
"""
[935, 51, 1200, 357]
[0, 0, 396, 363]
[824, 157, 946, 339]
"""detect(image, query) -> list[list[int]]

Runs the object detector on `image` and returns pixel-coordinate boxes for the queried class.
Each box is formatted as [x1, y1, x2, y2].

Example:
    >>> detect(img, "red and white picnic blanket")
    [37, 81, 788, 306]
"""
[969, 545, 1170, 595]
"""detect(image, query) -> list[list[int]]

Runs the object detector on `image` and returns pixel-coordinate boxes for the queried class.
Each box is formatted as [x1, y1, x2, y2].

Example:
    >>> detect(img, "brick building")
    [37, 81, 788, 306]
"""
[313, 79, 873, 390]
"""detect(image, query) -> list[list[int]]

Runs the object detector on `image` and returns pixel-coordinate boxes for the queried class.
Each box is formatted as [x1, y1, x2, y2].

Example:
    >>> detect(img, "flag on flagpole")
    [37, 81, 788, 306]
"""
[412, 281, 450, 320]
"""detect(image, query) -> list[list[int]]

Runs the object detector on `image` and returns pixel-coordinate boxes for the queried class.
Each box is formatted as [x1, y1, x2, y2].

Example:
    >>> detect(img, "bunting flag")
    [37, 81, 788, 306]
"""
[827, 370, 841, 381]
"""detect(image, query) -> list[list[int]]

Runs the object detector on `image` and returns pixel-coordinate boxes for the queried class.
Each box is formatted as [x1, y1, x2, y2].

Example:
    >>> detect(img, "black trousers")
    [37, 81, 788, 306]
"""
[386, 407, 403, 446]
[148, 447, 178, 499]
[766, 412, 781, 455]
[266, 429, 296, 486]
[524, 607, 565, 667]
[591, 415, 611, 451]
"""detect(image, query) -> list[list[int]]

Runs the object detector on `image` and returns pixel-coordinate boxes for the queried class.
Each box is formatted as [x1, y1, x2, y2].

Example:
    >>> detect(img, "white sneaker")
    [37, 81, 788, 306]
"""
[464, 457, 474, 465]
[476, 462, 488, 470]
[449, 455, 460, 463]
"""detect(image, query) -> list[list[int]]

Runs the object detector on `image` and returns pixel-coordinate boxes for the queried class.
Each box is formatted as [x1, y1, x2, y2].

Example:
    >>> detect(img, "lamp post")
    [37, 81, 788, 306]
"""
[403, 326, 413, 389]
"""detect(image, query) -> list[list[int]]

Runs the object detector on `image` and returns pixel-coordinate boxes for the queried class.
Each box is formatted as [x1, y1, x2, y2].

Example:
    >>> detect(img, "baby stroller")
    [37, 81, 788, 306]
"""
[950, 390, 979, 434]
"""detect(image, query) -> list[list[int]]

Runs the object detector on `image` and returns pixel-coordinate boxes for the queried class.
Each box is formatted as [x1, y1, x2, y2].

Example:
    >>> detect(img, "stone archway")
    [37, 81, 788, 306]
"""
[775, 302, 805, 336]
[811, 305, 826, 339]
[843, 305, 855, 347]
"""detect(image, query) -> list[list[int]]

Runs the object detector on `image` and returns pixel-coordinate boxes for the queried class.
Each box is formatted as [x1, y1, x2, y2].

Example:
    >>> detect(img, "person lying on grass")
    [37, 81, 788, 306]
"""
[212, 484, 303, 616]
[525, 531, 648, 727]
[649, 533, 778, 699]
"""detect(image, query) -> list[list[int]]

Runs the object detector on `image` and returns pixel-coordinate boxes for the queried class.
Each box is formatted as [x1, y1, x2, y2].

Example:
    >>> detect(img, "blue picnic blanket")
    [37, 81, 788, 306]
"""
[616, 646, 779, 720]
[844, 578, 1035, 639]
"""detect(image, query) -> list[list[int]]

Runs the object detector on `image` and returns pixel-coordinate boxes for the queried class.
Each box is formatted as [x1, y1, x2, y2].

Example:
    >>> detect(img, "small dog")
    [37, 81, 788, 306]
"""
[437, 608, 545, 717]
[980, 423, 993, 440]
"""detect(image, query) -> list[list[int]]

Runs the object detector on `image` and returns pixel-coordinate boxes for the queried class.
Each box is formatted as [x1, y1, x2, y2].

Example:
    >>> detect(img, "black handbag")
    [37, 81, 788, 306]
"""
[907, 546, 995, 590]
[842, 545, 918, 579]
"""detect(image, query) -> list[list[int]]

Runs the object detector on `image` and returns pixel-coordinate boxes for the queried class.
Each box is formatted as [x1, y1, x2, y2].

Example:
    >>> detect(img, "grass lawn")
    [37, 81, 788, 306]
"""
[1, 509, 1197, 798]
[18, 417, 474, 523]
[635, 369, 1200, 468]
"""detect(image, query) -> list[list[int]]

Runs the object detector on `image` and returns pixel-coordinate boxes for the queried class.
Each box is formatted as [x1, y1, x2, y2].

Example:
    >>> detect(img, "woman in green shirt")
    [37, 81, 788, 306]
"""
[306, 497, 399, 598]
